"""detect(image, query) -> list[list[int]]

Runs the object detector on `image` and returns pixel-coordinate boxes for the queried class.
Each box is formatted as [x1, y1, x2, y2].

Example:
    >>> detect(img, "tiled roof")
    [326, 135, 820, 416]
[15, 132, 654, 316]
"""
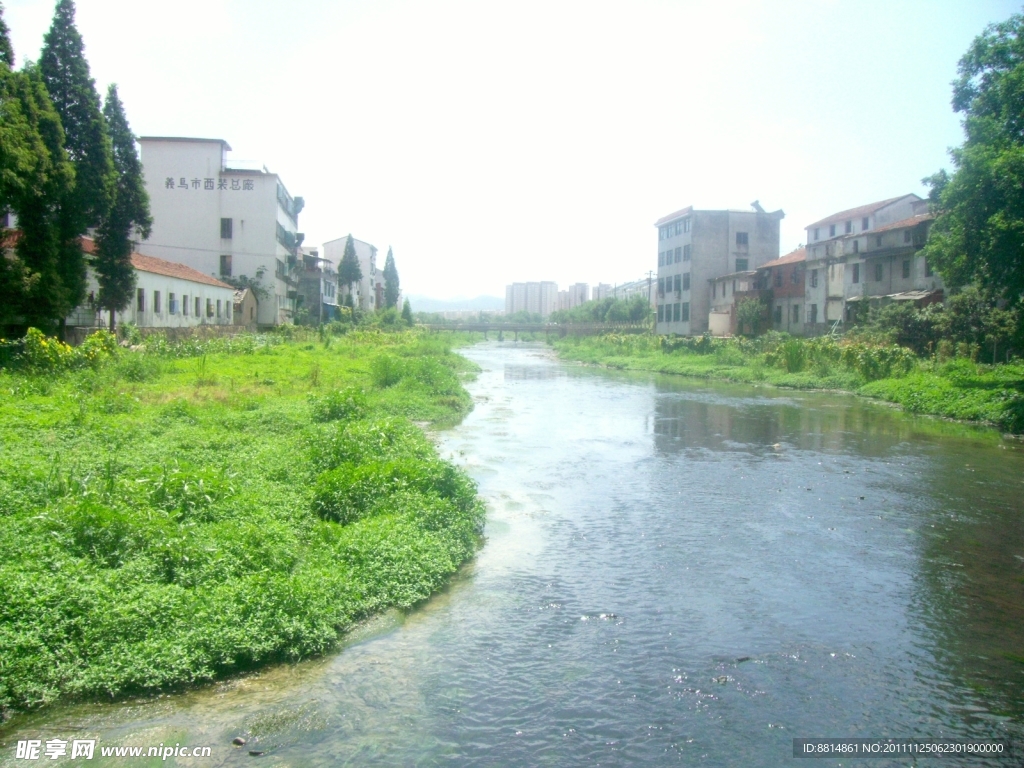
[759, 247, 806, 269]
[80, 237, 233, 289]
[869, 213, 934, 233]
[654, 206, 693, 227]
[806, 195, 918, 230]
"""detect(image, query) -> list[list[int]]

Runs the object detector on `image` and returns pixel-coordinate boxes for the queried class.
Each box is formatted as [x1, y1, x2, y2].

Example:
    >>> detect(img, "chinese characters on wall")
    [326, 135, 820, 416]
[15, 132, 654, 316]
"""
[164, 177, 255, 191]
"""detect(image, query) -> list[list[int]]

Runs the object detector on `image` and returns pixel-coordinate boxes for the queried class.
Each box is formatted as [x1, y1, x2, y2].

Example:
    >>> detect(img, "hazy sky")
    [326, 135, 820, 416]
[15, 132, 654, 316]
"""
[5, 0, 1020, 300]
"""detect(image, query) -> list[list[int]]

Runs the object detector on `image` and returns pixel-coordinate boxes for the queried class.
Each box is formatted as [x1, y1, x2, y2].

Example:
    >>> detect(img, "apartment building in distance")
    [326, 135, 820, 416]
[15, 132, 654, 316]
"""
[505, 281, 558, 317]
[655, 202, 783, 335]
[803, 195, 943, 333]
[557, 283, 590, 312]
[137, 137, 304, 326]
[322, 235, 381, 313]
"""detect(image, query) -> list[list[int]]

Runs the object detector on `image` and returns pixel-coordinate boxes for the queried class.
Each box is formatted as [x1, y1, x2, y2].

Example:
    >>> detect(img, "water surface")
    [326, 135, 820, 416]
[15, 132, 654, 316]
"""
[2, 342, 1023, 766]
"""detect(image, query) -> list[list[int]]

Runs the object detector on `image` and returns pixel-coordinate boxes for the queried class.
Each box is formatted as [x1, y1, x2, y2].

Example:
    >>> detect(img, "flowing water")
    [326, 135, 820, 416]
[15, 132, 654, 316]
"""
[2, 342, 1024, 766]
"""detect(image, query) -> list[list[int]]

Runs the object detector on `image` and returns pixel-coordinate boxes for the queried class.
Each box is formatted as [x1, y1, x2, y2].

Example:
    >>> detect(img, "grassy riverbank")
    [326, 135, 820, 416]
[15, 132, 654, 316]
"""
[0, 329, 484, 717]
[551, 333, 1024, 434]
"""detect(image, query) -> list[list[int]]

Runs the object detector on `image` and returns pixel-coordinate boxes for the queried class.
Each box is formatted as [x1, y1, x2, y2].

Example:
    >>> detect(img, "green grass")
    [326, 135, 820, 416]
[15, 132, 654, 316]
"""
[552, 334, 1024, 433]
[0, 329, 484, 716]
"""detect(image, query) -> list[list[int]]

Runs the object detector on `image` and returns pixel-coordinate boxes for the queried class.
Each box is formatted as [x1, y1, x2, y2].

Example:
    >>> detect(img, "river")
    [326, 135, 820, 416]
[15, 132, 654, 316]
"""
[2, 342, 1023, 766]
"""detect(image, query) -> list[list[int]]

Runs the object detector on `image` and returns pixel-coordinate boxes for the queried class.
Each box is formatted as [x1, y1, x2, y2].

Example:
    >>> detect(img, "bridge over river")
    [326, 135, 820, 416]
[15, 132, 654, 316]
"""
[420, 322, 649, 340]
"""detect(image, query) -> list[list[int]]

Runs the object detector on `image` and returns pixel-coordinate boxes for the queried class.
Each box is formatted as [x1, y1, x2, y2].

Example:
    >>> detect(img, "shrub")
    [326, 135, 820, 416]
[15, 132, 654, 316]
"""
[840, 343, 917, 381]
[370, 354, 405, 388]
[309, 387, 368, 422]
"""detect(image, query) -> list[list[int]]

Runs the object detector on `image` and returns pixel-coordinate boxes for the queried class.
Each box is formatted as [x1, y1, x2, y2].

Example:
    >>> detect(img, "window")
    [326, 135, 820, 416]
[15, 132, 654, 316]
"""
[220, 254, 232, 276]
[774, 305, 782, 324]
[658, 277, 665, 296]
[220, 218, 233, 239]
[680, 302, 689, 322]
[862, 217, 869, 230]
[874, 262, 883, 282]
[674, 247, 681, 263]
[683, 273, 690, 291]
[810, 304, 818, 324]
[814, 227, 820, 241]
[226, 303, 231, 321]
[723, 282, 728, 297]
[852, 263, 860, 283]
[206, 298, 214, 317]
[774, 271, 782, 288]
[216, 299, 222, 317]
[673, 303, 681, 322]
[904, 230, 911, 243]
[732, 279, 737, 293]
[657, 304, 664, 322]
[735, 258, 748, 271]
[736, 232, 748, 246]
[673, 274, 681, 293]
[810, 269, 818, 288]
[876, 235, 882, 247]
[845, 221, 852, 234]
[792, 304, 800, 323]
[792, 269, 801, 285]
[683, 244, 691, 261]
[829, 224, 836, 237]
[674, 221, 682, 236]
[169, 293, 177, 314]
[137, 288, 145, 312]
[658, 252, 664, 267]
[183, 295, 189, 316]
[925, 259, 933, 277]
[154, 290, 161, 314]
[683, 218, 690, 233]
[902, 259, 911, 279]
[853, 239, 859, 253]
[195, 296, 201, 317]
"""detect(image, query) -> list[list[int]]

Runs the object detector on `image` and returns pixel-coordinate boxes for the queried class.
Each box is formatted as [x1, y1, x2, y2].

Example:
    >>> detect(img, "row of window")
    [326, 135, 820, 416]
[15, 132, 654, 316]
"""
[657, 273, 691, 295]
[658, 245, 691, 266]
[658, 218, 692, 240]
[845, 258, 931, 284]
[136, 289, 229, 319]
[813, 216, 871, 241]
[657, 302, 690, 323]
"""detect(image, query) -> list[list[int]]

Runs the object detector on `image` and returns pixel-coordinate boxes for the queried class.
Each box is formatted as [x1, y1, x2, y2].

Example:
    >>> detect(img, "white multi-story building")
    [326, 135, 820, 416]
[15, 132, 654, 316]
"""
[505, 281, 558, 317]
[137, 137, 304, 326]
[322, 235, 380, 312]
[592, 283, 613, 301]
[655, 202, 783, 335]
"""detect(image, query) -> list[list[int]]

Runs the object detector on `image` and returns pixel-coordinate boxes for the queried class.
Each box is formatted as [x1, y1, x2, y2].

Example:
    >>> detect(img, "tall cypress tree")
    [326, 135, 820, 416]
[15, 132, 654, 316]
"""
[95, 84, 151, 331]
[6, 64, 74, 334]
[40, 0, 114, 334]
[337, 234, 363, 305]
[383, 246, 400, 309]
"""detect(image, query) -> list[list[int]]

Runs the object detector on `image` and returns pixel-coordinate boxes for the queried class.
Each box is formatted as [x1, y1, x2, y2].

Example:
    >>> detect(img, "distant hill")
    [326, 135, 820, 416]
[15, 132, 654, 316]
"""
[405, 294, 504, 312]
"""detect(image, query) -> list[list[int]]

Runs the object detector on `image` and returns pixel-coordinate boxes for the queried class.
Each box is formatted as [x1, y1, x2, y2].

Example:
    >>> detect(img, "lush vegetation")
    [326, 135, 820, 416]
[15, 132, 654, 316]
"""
[923, 12, 1024, 335]
[552, 331, 1024, 433]
[548, 295, 652, 325]
[0, 327, 484, 716]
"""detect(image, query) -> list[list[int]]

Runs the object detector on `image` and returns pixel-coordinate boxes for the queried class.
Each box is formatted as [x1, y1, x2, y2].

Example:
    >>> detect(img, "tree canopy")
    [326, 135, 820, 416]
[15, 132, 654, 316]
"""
[383, 246, 400, 309]
[923, 12, 1024, 313]
[338, 235, 363, 295]
[95, 83, 151, 330]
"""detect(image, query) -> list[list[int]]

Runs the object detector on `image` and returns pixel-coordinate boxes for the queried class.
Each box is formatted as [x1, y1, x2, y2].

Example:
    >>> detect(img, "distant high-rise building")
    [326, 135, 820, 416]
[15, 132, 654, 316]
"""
[505, 281, 558, 317]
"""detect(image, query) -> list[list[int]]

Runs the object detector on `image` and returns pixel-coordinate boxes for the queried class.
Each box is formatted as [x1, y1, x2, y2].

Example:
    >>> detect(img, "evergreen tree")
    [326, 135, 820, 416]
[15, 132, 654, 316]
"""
[337, 234, 363, 304]
[401, 298, 413, 326]
[40, 0, 114, 333]
[3, 64, 74, 334]
[382, 246, 400, 309]
[95, 84, 151, 331]
[0, 2, 15, 67]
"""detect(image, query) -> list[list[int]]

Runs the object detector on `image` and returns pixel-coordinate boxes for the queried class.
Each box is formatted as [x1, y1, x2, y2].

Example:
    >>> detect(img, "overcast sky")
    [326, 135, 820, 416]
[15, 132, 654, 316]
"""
[5, 0, 1020, 300]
